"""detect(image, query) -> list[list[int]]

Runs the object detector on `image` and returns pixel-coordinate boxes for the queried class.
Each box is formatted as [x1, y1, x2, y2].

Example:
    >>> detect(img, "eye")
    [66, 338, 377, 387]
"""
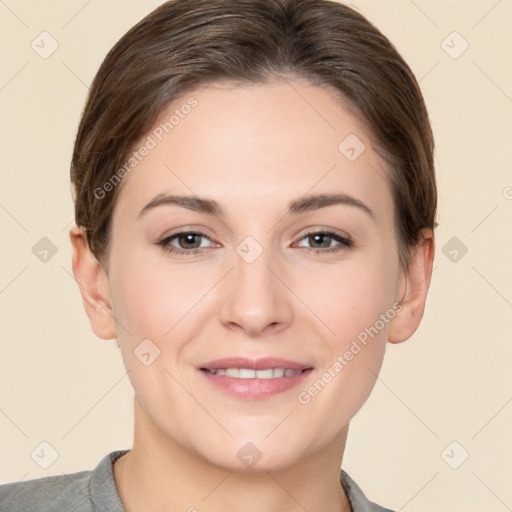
[156, 229, 353, 257]
[157, 231, 213, 256]
[294, 230, 353, 254]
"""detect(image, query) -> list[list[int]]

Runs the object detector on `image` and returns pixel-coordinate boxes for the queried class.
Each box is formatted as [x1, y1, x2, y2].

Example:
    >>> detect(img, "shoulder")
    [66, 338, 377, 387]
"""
[0, 470, 93, 512]
[340, 469, 396, 512]
[0, 450, 129, 512]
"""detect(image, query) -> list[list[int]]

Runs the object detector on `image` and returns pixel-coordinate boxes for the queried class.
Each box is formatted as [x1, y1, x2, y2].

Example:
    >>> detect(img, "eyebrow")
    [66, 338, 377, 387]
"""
[138, 192, 375, 220]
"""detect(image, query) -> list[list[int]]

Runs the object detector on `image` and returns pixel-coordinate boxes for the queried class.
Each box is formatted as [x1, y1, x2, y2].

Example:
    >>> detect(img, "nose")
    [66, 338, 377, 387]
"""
[218, 242, 294, 337]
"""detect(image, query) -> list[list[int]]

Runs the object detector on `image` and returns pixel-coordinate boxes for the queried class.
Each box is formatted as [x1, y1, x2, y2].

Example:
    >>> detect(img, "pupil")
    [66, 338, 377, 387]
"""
[311, 234, 329, 248]
[181, 234, 199, 249]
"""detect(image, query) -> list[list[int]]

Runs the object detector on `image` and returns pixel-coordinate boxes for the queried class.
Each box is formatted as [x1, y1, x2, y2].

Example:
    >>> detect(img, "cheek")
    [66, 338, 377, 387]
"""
[316, 256, 398, 342]
[306, 251, 398, 401]
[298, 267, 393, 429]
[108, 257, 189, 415]
[109, 245, 203, 341]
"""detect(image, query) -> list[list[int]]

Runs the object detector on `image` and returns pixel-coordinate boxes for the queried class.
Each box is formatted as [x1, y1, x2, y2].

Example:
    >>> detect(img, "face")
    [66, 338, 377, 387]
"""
[100, 78, 407, 471]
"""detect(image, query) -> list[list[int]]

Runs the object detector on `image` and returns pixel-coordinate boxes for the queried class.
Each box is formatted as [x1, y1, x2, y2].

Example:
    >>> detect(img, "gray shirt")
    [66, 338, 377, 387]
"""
[0, 450, 395, 511]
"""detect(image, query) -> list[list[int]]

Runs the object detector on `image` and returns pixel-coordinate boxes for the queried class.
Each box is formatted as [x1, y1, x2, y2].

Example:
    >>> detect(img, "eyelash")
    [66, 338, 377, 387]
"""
[156, 229, 353, 256]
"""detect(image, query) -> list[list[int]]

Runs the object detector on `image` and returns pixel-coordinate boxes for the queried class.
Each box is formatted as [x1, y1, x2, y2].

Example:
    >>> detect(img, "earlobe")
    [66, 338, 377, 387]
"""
[69, 224, 117, 340]
[388, 228, 435, 344]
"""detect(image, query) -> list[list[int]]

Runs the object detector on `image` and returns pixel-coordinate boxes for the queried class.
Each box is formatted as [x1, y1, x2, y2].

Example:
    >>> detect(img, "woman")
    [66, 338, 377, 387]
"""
[0, 0, 436, 510]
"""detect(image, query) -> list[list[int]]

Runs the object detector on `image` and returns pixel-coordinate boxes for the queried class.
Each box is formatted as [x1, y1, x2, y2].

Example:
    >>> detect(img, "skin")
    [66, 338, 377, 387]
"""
[70, 77, 434, 512]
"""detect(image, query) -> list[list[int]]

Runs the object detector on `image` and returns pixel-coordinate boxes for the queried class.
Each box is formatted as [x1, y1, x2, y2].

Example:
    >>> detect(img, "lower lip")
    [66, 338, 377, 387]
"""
[199, 369, 314, 400]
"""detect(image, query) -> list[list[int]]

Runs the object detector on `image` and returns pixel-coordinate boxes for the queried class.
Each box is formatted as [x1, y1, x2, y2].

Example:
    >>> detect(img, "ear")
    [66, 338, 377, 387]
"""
[69, 224, 117, 340]
[388, 228, 435, 344]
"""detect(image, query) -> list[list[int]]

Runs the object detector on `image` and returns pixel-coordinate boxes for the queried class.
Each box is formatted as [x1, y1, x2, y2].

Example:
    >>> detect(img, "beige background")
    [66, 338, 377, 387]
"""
[1, 0, 511, 510]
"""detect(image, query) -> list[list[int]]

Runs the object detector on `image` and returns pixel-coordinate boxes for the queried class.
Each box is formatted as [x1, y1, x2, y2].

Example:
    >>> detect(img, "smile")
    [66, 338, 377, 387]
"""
[198, 359, 314, 399]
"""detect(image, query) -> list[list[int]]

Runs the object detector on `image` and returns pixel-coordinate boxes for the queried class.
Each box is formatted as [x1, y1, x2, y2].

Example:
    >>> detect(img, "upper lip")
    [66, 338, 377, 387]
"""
[199, 357, 313, 371]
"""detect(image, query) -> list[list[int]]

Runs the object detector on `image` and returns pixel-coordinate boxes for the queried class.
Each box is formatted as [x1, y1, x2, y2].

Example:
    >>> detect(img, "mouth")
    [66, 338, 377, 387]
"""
[198, 357, 314, 400]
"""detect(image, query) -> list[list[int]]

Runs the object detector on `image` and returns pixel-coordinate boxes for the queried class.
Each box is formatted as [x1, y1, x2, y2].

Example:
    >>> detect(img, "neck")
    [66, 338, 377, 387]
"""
[113, 397, 352, 512]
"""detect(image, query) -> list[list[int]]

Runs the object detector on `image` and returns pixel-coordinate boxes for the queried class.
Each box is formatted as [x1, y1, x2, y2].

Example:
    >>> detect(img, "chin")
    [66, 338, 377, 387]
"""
[196, 436, 310, 474]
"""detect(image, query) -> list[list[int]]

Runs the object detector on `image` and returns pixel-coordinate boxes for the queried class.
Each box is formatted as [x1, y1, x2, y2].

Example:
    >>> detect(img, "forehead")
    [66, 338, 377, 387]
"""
[113, 78, 393, 222]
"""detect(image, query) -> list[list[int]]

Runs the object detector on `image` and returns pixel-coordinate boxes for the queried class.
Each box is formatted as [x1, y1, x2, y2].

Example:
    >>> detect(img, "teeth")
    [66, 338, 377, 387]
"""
[208, 368, 302, 378]
[239, 368, 256, 378]
[255, 369, 273, 379]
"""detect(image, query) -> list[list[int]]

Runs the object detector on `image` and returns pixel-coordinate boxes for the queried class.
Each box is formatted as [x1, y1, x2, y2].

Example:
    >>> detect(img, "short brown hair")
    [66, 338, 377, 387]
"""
[70, 0, 437, 270]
